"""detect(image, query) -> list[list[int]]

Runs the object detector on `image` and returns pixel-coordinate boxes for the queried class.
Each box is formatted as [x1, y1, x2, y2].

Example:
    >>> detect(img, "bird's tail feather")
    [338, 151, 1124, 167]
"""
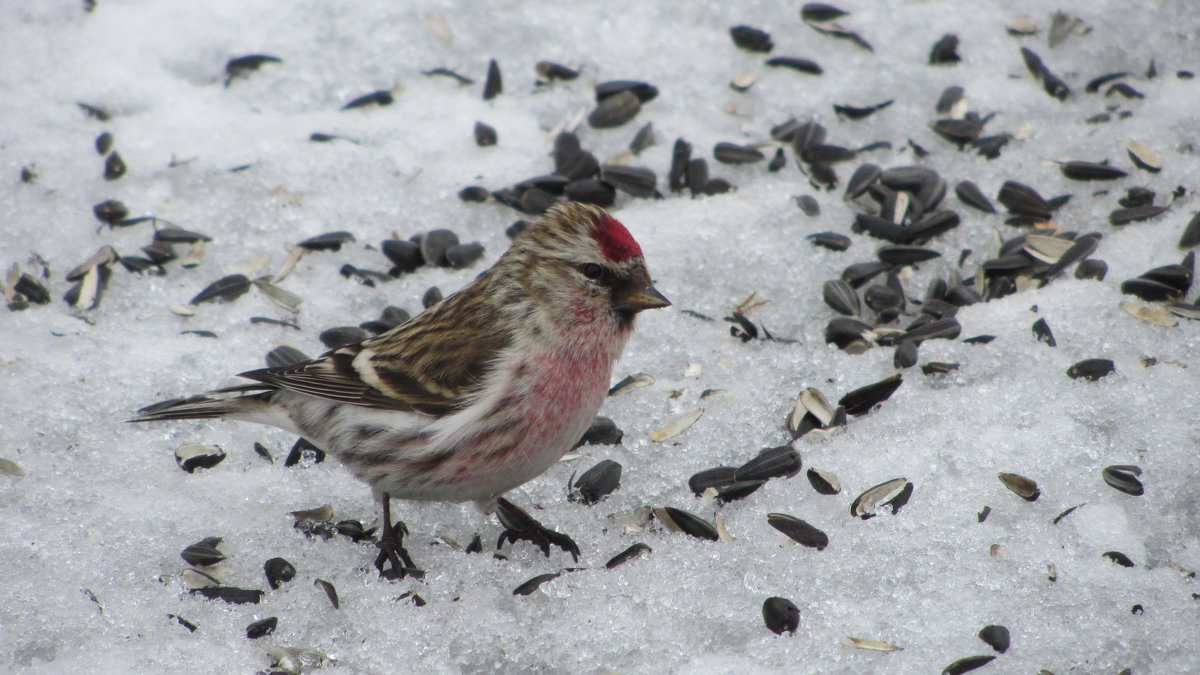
[127, 391, 272, 423]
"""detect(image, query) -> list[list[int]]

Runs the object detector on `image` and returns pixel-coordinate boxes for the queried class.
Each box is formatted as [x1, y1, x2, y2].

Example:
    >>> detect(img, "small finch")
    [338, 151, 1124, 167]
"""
[132, 202, 669, 574]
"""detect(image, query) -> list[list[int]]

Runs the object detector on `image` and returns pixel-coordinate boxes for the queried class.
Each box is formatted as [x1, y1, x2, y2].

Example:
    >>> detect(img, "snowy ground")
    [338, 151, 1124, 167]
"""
[2, 0, 1199, 673]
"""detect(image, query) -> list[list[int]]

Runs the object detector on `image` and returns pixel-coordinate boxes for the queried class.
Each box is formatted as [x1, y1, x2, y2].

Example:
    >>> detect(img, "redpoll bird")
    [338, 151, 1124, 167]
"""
[132, 202, 669, 574]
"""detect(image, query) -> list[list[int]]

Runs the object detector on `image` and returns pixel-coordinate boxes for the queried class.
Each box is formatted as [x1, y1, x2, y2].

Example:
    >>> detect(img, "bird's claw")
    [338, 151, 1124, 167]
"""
[494, 498, 581, 562]
[374, 519, 424, 580]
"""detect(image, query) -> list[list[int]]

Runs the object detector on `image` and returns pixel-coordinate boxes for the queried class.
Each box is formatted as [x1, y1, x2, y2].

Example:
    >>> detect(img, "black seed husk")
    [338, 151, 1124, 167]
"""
[1121, 277, 1182, 302]
[445, 243, 484, 269]
[1107, 82, 1144, 99]
[154, 226, 212, 243]
[190, 587, 264, 605]
[686, 158, 709, 197]
[1086, 72, 1129, 93]
[1061, 161, 1128, 181]
[1103, 465, 1144, 496]
[929, 34, 960, 64]
[808, 232, 849, 251]
[103, 151, 126, 180]
[595, 80, 658, 103]
[850, 478, 908, 519]
[824, 317, 873, 351]
[955, 178, 993, 212]
[176, 444, 226, 473]
[246, 617, 278, 639]
[998, 180, 1053, 219]
[569, 459, 622, 505]
[669, 138, 692, 192]
[422, 286, 443, 308]
[1180, 212, 1200, 247]
[419, 229, 460, 267]
[181, 538, 225, 566]
[224, 54, 282, 84]
[284, 438, 325, 466]
[565, 179, 616, 207]
[768, 148, 786, 172]
[688, 466, 738, 495]
[936, 85, 964, 114]
[605, 543, 652, 569]
[823, 279, 860, 316]
[894, 340, 918, 368]
[299, 230, 355, 252]
[421, 67, 474, 85]
[589, 90, 641, 129]
[801, 3, 848, 22]
[931, 118, 982, 146]
[807, 468, 841, 495]
[878, 245, 941, 266]
[730, 25, 773, 52]
[1110, 205, 1169, 225]
[474, 121, 497, 147]
[921, 361, 959, 375]
[535, 61, 578, 81]
[189, 273, 250, 305]
[998, 472, 1040, 501]
[1067, 358, 1115, 381]
[903, 317, 961, 344]
[13, 274, 50, 304]
[483, 59, 502, 100]
[736, 446, 801, 482]
[314, 579, 339, 608]
[266, 345, 309, 369]
[1032, 318, 1056, 346]
[95, 131, 113, 155]
[659, 507, 719, 541]
[942, 654, 996, 675]
[767, 513, 828, 550]
[713, 142, 766, 165]
[384, 239, 427, 273]
[1075, 259, 1108, 281]
[1053, 504, 1084, 525]
[342, 90, 393, 110]
[765, 57, 823, 75]
[264, 557, 297, 590]
[1103, 551, 1136, 567]
[93, 199, 128, 224]
[458, 186, 489, 203]
[762, 596, 800, 635]
[833, 100, 893, 120]
[846, 164, 881, 199]
[714, 480, 766, 503]
[839, 374, 902, 416]
[513, 573, 561, 596]
[319, 326, 369, 350]
[601, 164, 657, 197]
[630, 122, 655, 154]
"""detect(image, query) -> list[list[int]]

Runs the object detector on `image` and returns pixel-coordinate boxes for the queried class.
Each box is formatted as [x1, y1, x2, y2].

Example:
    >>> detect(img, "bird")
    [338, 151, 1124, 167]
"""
[131, 201, 670, 575]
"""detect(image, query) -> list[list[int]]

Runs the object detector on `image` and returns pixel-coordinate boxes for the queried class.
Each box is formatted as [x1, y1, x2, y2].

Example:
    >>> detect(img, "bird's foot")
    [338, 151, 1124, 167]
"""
[494, 498, 580, 562]
[374, 516, 423, 580]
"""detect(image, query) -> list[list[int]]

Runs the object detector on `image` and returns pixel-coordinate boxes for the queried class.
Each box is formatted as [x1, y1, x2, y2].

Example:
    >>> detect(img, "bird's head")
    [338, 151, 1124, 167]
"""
[510, 202, 670, 326]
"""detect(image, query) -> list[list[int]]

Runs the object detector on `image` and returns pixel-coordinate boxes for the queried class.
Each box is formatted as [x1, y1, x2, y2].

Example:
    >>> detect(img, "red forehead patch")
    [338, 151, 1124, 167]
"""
[595, 213, 643, 262]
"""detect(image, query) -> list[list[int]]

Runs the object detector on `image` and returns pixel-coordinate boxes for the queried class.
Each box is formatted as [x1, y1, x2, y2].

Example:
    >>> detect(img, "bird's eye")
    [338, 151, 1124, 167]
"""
[581, 262, 603, 279]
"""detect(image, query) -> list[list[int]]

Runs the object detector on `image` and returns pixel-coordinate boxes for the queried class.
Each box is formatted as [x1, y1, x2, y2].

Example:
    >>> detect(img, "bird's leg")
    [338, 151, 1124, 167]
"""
[494, 497, 580, 562]
[374, 492, 423, 580]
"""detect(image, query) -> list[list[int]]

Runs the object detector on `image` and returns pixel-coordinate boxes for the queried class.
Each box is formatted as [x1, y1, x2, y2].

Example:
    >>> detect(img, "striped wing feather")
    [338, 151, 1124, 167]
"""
[239, 284, 512, 416]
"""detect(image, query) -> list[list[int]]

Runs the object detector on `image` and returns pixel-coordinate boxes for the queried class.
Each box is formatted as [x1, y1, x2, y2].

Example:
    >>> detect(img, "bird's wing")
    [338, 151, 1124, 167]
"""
[239, 285, 513, 416]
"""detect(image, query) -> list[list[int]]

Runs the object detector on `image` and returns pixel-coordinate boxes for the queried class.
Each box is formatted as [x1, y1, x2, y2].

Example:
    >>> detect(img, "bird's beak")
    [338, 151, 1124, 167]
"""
[615, 283, 671, 313]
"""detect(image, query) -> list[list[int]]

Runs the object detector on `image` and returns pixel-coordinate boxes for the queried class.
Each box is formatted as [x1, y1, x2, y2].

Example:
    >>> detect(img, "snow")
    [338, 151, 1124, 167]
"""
[2, 0, 1199, 673]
